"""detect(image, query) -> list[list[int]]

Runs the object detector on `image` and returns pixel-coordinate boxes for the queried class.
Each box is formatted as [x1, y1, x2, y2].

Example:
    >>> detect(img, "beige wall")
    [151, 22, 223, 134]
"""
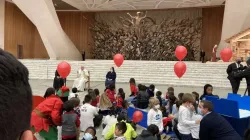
[0, 0, 4, 49]
[218, 0, 250, 55]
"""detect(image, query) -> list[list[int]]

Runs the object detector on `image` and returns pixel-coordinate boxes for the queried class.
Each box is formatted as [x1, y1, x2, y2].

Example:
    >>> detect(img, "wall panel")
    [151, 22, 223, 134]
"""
[201, 7, 224, 60]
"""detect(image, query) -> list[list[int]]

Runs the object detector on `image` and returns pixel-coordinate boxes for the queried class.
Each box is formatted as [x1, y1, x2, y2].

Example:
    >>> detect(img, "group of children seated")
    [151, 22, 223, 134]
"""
[55, 77, 219, 140]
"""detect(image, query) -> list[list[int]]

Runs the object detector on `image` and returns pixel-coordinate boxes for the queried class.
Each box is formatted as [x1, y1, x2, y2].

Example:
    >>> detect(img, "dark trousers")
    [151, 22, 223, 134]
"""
[180, 133, 192, 140]
[93, 114, 103, 127]
[192, 138, 199, 140]
[230, 79, 241, 94]
[62, 137, 76, 140]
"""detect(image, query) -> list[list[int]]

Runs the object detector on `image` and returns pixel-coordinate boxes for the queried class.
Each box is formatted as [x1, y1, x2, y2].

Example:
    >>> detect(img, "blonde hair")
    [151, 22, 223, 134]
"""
[99, 93, 112, 109]
[149, 97, 159, 109]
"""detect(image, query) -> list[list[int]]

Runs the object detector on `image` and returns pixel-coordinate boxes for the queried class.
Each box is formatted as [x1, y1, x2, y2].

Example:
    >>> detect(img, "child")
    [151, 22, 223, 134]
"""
[166, 87, 174, 99]
[61, 101, 80, 140]
[116, 92, 124, 113]
[102, 108, 117, 136]
[91, 88, 100, 107]
[178, 93, 200, 140]
[192, 91, 199, 104]
[156, 91, 163, 106]
[68, 87, 78, 100]
[200, 84, 219, 100]
[106, 84, 116, 103]
[178, 93, 184, 101]
[147, 84, 155, 98]
[136, 124, 159, 140]
[99, 92, 113, 116]
[136, 84, 149, 109]
[172, 93, 184, 115]
[120, 100, 129, 121]
[70, 97, 81, 117]
[57, 85, 70, 103]
[190, 103, 202, 140]
[80, 95, 99, 131]
[147, 97, 163, 140]
[114, 122, 127, 140]
[82, 126, 97, 140]
[129, 78, 138, 96]
[118, 88, 125, 100]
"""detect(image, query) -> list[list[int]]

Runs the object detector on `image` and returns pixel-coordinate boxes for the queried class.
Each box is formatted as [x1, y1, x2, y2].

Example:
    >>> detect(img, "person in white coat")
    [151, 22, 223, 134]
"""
[72, 66, 89, 91]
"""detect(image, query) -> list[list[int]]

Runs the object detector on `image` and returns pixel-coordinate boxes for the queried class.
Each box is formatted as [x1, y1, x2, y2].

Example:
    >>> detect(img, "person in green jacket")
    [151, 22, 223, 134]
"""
[105, 114, 137, 140]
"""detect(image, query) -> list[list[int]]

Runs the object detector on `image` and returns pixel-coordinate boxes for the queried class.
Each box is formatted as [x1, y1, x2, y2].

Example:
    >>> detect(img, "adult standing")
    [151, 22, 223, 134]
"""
[73, 66, 89, 91]
[199, 100, 241, 140]
[31, 87, 63, 140]
[227, 58, 243, 94]
[200, 50, 205, 63]
[105, 67, 116, 88]
[53, 70, 65, 91]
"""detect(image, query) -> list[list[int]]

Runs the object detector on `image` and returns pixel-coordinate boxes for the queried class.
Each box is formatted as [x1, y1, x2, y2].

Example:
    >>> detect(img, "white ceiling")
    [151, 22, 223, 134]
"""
[62, 0, 225, 11]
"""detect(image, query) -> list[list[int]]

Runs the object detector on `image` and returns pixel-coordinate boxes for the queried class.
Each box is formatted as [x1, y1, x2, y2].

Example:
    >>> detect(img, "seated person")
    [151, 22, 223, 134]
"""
[135, 124, 159, 140]
[136, 84, 149, 109]
[105, 114, 137, 140]
[106, 84, 116, 103]
[82, 127, 97, 140]
[114, 122, 127, 140]
[99, 92, 113, 116]
[73, 66, 89, 91]
[68, 87, 78, 100]
[91, 89, 100, 107]
[102, 109, 117, 136]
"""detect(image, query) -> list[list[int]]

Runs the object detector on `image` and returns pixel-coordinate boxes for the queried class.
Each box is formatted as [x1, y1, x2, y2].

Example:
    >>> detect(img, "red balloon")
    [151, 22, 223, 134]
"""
[57, 61, 71, 78]
[220, 47, 232, 62]
[133, 111, 143, 123]
[32, 96, 45, 110]
[174, 61, 187, 78]
[175, 46, 187, 61]
[114, 54, 124, 67]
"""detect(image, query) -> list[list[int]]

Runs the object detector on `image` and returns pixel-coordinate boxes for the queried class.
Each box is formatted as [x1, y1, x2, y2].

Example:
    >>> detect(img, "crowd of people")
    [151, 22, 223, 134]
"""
[0, 48, 250, 140]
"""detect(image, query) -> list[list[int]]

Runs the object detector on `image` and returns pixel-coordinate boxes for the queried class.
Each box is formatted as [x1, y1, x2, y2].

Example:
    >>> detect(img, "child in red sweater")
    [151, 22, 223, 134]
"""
[129, 78, 138, 97]
[91, 89, 100, 107]
[106, 84, 116, 103]
[116, 92, 124, 113]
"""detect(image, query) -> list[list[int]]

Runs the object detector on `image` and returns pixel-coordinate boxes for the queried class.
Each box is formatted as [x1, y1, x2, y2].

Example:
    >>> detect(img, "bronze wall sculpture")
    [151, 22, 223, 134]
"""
[91, 9, 202, 61]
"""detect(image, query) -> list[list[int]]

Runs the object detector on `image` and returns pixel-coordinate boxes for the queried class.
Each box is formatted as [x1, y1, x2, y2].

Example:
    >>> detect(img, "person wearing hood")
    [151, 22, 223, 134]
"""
[200, 84, 219, 100]
[136, 124, 159, 140]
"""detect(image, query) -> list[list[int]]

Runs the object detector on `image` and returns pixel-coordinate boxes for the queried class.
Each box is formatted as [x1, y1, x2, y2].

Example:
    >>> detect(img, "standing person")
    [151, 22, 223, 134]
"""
[199, 100, 241, 140]
[31, 87, 64, 140]
[200, 50, 205, 63]
[53, 70, 65, 91]
[105, 67, 116, 88]
[0, 48, 33, 140]
[227, 57, 243, 94]
[234, 59, 250, 95]
[211, 45, 218, 62]
[73, 66, 89, 91]
[147, 98, 163, 140]
[61, 101, 80, 140]
[80, 95, 99, 132]
[178, 93, 200, 140]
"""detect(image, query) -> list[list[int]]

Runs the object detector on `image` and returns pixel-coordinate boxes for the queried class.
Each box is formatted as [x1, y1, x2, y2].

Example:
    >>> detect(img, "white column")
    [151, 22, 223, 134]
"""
[12, 0, 81, 60]
[218, 0, 250, 54]
[0, 0, 4, 50]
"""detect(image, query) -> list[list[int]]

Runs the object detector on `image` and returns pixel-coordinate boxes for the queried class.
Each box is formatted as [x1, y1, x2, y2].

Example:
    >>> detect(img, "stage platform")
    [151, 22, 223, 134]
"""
[20, 59, 247, 89]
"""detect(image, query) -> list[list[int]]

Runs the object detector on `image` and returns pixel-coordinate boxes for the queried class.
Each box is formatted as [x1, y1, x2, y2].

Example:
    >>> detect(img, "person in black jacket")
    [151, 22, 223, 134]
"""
[136, 84, 149, 109]
[199, 100, 241, 140]
[234, 58, 250, 95]
[227, 58, 244, 94]
[105, 67, 116, 88]
[135, 124, 159, 140]
[53, 70, 65, 91]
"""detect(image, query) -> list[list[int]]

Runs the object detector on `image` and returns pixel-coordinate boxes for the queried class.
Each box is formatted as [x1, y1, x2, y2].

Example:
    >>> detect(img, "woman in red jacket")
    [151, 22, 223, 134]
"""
[31, 87, 63, 140]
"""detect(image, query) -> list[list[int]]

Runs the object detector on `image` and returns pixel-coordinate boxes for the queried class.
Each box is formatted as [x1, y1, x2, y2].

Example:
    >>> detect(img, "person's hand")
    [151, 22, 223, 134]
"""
[168, 114, 174, 119]
[195, 120, 201, 124]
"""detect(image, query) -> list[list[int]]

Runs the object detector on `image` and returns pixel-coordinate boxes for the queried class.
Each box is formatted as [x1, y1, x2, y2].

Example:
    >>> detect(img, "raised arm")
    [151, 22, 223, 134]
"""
[127, 13, 134, 18]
